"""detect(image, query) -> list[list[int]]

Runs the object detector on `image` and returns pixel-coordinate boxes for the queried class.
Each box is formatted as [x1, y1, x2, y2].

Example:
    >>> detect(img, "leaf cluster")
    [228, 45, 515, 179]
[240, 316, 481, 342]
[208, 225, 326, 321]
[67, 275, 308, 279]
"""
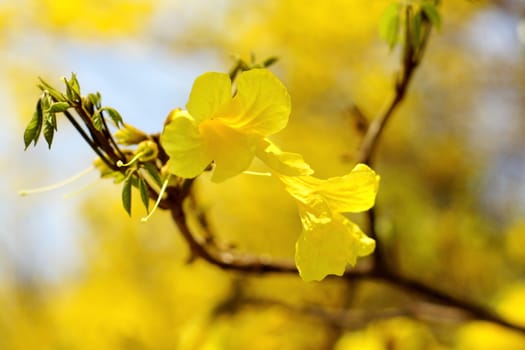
[379, 0, 441, 54]
[24, 73, 165, 218]
[24, 73, 124, 150]
[228, 54, 279, 81]
[119, 157, 165, 217]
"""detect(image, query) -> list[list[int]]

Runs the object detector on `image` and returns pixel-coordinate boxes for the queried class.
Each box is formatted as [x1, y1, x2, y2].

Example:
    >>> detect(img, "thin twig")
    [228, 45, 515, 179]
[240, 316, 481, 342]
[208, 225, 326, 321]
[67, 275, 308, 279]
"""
[76, 104, 122, 163]
[376, 272, 525, 334]
[170, 200, 298, 274]
[100, 111, 126, 161]
[63, 110, 114, 169]
[356, 29, 428, 165]
[356, 7, 434, 271]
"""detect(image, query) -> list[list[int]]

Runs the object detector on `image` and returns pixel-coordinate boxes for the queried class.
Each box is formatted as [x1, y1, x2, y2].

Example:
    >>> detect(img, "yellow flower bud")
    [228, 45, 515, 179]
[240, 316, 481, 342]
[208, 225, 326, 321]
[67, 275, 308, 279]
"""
[136, 140, 158, 162]
[93, 157, 113, 177]
[114, 123, 148, 145]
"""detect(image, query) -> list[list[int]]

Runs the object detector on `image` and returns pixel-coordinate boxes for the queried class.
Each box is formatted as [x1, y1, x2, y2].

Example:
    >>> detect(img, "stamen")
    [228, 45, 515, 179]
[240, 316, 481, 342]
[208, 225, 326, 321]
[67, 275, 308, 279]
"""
[19, 166, 94, 196]
[243, 170, 272, 177]
[63, 179, 99, 199]
[116, 152, 144, 168]
[141, 174, 171, 222]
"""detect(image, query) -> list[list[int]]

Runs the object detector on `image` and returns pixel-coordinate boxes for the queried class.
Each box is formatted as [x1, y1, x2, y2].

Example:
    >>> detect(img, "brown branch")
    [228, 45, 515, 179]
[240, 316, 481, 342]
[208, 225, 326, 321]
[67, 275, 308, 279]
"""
[237, 296, 411, 331]
[164, 188, 525, 335]
[355, 89, 406, 165]
[231, 296, 476, 331]
[377, 272, 525, 334]
[169, 198, 298, 274]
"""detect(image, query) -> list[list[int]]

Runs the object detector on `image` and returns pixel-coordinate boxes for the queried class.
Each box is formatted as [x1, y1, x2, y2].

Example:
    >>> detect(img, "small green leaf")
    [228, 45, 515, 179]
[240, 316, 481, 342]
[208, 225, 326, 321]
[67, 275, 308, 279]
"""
[88, 92, 102, 109]
[82, 98, 93, 114]
[130, 176, 139, 188]
[40, 92, 52, 112]
[38, 78, 67, 102]
[37, 79, 53, 92]
[43, 113, 56, 148]
[24, 100, 44, 149]
[142, 163, 163, 187]
[113, 172, 126, 184]
[122, 177, 132, 216]
[69, 73, 81, 98]
[421, 2, 441, 30]
[138, 178, 150, 212]
[262, 56, 279, 68]
[379, 3, 402, 50]
[64, 81, 73, 101]
[103, 107, 124, 128]
[63, 73, 81, 102]
[47, 102, 70, 114]
[92, 110, 103, 130]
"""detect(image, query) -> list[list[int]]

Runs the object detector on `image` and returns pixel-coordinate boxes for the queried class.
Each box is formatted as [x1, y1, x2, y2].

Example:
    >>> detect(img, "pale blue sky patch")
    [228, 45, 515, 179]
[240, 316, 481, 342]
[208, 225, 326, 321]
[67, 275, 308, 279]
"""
[1, 19, 224, 282]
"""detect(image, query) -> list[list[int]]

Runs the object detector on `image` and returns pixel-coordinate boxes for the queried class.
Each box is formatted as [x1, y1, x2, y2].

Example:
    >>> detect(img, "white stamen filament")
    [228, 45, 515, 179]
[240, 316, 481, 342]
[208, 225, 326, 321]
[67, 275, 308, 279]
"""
[141, 174, 171, 222]
[63, 179, 99, 199]
[19, 166, 94, 196]
[116, 152, 144, 168]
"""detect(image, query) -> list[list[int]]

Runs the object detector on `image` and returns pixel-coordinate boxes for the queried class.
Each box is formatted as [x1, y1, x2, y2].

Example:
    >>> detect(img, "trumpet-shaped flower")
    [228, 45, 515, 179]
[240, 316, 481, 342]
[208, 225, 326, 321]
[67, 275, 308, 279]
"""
[159, 68, 380, 281]
[277, 164, 380, 281]
[160, 69, 292, 182]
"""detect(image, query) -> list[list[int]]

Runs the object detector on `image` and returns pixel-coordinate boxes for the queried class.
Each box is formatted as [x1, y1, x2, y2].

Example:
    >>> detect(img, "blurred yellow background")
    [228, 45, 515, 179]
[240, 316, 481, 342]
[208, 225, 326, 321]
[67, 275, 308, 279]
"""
[2, 0, 525, 348]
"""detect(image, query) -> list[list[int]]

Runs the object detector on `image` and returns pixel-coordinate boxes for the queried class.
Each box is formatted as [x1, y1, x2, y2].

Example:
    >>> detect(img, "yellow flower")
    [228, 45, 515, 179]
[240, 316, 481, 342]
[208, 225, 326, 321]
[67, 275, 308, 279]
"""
[159, 68, 380, 282]
[277, 164, 380, 281]
[160, 69, 292, 182]
[255, 138, 313, 176]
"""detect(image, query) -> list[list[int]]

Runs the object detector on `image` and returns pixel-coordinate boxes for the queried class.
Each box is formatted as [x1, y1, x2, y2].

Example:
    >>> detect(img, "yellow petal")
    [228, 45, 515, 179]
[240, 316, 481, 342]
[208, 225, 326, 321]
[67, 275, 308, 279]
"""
[199, 119, 258, 182]
[317, 164, 380, 212]
[255, 138, 313, 176]
[160, 109, 212, 178]
[219, 69, 291, 136]
[186, 72, 232, 124]
[295, 204, 375, 282]
[278, 163, 379, 213]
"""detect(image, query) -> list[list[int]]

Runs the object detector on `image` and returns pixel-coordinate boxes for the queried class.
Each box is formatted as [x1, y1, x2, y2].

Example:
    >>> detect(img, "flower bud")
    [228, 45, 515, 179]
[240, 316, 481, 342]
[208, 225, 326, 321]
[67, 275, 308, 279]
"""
[93, 157, 113, 177]
[136, 140, 158, 162]
[114, 123, 148, 145]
